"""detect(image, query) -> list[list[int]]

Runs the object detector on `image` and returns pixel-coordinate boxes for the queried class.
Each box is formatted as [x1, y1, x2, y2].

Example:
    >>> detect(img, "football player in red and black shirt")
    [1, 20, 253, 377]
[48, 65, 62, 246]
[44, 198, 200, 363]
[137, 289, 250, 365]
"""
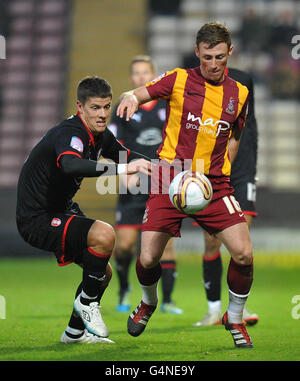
[16, 76, 152, 344]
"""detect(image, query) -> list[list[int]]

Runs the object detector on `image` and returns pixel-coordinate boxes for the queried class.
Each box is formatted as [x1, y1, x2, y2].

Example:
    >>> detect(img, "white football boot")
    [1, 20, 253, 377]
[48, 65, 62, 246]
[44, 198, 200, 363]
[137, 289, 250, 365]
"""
[243, 307, 259, 326]
[193, 311, 222, 326]
[73, 295, 109, 338]
[61, 329, 114, 344]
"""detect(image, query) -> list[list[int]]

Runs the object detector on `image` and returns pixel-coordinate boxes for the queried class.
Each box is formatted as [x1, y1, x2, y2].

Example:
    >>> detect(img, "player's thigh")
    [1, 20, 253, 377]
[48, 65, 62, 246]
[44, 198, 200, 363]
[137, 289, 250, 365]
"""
[140, 230, 171, 268]
[203, 230, 222, 256]
[245, 214, 253, 228]
[161, 238, 175, 261]
[216, 222, 252, 264]
[115, 227, 139, 252]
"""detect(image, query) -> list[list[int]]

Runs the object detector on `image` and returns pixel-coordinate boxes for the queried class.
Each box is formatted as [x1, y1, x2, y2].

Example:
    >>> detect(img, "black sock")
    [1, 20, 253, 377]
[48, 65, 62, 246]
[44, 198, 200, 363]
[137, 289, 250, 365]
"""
[115, 252, 133, 301]
[202, 252, 222, 302]
[67, 282, 85, 334]
[160, 260, 177, 304]
[81, 248, 110, 305]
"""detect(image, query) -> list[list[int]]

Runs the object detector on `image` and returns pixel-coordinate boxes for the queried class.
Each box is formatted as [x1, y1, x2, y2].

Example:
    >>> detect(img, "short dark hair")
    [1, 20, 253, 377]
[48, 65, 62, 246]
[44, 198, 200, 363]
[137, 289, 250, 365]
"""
[196, 22, 231, 50]
[77, 76, 112, 104]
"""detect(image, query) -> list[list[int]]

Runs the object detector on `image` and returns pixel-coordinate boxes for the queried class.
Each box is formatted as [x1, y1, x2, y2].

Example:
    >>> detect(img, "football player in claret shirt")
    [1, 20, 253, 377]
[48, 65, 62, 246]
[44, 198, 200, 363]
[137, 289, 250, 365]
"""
[109, 55, 183, 315]
[117, 22, 255, 349]
[193, 67, 259, 327]
[16, 76, 152, 344]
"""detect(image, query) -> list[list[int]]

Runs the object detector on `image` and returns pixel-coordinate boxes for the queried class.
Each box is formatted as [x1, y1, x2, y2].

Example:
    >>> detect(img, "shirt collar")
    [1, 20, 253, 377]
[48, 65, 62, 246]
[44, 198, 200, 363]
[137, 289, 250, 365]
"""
[77, 111, 95, 147]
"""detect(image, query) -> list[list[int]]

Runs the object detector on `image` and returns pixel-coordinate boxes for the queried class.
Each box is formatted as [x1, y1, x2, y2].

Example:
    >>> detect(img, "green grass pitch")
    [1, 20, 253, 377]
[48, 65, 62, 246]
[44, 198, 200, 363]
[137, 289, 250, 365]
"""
[0, 252, 300, 362]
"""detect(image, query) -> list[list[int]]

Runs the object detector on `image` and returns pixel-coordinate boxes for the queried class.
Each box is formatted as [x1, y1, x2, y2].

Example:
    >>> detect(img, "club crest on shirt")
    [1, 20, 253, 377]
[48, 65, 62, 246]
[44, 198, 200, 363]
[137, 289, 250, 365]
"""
[226, 97, 235, 115]
[70, 136, 84, 152]
[51, 218, 61, 227]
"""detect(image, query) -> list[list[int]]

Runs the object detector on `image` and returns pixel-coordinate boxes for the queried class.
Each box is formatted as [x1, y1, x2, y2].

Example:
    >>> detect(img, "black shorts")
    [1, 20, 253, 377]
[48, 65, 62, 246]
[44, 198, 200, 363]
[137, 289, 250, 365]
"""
[230, 179, 257, 216]
[115, 194, 148, 229]
[17, 210, 95, 266]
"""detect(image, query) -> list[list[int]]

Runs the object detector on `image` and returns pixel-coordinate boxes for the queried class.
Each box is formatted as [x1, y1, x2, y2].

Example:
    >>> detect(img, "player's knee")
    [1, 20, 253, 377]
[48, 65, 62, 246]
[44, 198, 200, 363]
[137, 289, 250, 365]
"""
[140, 254, 156, 269]
[116, 238, 135, 253]
[234, 247, 253, 265]
[88, 221, 116, 254]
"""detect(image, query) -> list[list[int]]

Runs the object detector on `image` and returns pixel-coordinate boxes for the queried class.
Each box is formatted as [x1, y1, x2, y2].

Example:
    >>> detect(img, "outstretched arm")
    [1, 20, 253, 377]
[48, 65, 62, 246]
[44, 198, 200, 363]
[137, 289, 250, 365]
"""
[117, 86, 152, 121]
[59, 155, 153, 177]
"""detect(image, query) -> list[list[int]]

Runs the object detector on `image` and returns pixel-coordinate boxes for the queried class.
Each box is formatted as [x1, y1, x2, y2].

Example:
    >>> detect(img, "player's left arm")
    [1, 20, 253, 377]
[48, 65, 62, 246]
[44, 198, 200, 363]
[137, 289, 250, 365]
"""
[228, 127, 242, 163]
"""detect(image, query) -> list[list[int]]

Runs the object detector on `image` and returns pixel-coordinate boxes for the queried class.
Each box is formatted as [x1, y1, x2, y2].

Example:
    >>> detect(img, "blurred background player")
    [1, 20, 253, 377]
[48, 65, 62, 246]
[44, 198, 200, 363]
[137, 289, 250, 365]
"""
[108, 56, 183, 315]
[192, 67, 259, 327]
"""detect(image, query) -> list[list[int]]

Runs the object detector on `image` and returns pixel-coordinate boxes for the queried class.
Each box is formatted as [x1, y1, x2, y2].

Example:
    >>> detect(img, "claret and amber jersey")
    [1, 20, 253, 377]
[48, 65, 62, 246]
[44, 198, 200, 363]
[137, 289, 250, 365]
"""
[145, 66, 249, 179]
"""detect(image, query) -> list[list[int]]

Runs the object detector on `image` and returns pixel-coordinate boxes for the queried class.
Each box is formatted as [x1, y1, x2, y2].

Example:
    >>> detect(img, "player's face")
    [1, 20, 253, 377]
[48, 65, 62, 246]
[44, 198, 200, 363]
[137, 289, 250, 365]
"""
[195, 42, 233, 83]
[130, 62, 156, 88]
[77, 97, 112, 134]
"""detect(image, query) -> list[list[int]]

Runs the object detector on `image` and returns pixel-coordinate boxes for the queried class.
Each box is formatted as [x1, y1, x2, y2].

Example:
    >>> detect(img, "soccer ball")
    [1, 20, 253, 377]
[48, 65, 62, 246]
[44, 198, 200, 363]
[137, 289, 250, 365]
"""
[169, 170, 213, 214]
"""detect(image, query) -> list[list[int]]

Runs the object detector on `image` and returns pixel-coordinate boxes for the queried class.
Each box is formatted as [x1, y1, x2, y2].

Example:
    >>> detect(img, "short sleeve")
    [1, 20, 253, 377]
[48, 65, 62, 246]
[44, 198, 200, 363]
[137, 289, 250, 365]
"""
[145, 69, 178, 100]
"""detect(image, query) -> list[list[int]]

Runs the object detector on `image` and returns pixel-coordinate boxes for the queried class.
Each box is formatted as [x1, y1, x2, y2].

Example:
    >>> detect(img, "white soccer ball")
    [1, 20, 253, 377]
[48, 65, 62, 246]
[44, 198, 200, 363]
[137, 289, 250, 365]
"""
[169, 170, 213, 214]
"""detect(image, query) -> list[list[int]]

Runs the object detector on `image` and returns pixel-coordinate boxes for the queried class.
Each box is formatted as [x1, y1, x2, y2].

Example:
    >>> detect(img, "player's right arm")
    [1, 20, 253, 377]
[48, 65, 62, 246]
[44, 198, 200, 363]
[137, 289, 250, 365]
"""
[117, 69, 178, 121]
[117, 86, 152, 121]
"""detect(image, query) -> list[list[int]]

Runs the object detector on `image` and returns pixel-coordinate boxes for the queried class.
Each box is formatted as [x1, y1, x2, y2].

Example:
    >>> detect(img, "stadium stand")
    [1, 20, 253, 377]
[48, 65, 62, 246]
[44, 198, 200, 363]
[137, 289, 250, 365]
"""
[0, 0, 71, 187]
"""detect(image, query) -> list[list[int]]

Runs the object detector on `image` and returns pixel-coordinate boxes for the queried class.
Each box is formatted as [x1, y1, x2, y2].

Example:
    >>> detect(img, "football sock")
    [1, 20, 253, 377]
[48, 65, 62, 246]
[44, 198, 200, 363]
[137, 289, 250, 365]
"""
[141, 282, 159, 305]
[115, 251, 133, 297]
[208, 300, 222, 314]
[227, 257, 254, 323]
[202, 251, 222, 302]
[160, 260, 177, 303]
[227, 289, 248, 324]
[80, 289, 98, 306]
[68, 282, 85, 332]
[81, 248, 111, 305]
[136, 256, 161, 306]
[227, 257, 253, 295]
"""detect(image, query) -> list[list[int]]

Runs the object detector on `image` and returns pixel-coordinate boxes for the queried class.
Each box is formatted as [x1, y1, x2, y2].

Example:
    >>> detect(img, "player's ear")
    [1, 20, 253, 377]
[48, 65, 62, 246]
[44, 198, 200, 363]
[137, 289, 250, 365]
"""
[76, 100, 83, 113]
[194, 45, 200, 59]
[228, 45, 234, 57]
